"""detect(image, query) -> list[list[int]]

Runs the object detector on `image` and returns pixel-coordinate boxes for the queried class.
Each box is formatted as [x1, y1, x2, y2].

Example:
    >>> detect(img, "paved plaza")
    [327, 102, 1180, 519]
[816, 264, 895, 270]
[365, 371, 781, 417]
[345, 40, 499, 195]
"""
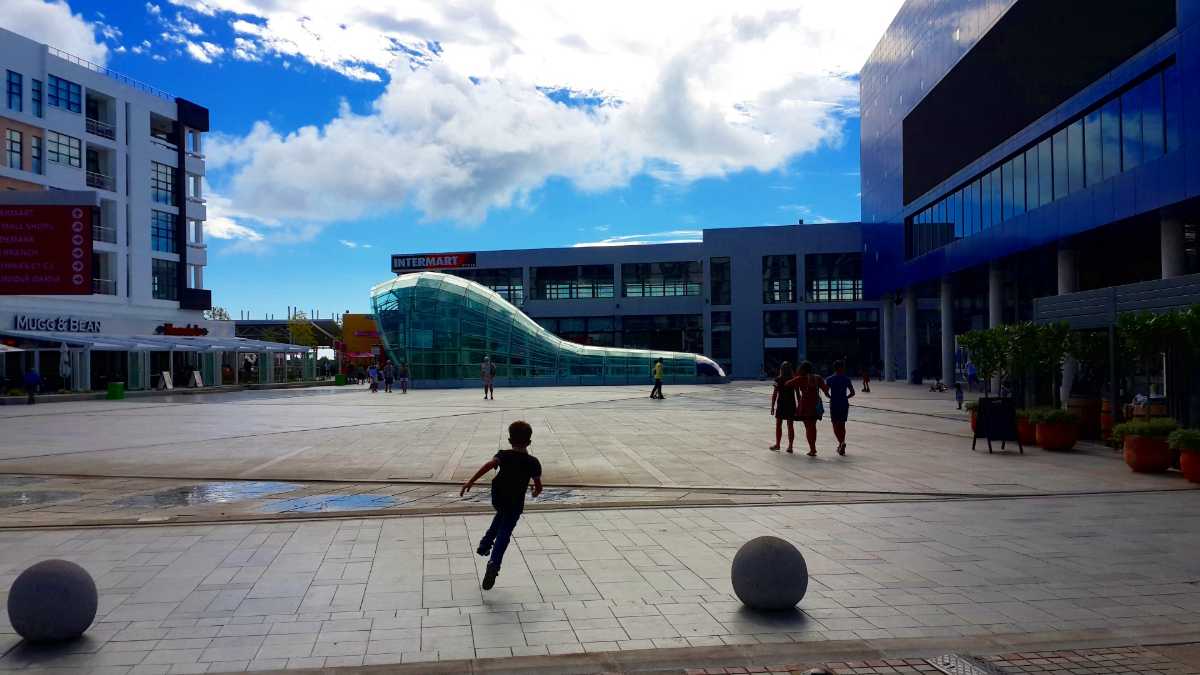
[0, 381, 1196, 673]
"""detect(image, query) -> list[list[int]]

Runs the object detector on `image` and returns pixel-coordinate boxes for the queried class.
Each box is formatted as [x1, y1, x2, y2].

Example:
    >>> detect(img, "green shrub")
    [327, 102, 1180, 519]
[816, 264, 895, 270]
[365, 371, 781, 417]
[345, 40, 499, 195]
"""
[1111, 417, 1178, 442]
[5, 388, 23, 397]
[1027, 408, 1079, 425]
[1167, 428, 1200, 452]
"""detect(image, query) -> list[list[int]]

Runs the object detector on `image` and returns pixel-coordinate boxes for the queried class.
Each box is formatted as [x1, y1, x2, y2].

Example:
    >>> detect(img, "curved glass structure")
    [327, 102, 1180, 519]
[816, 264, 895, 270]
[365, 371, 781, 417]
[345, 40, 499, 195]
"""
[370, 272, 725, 385]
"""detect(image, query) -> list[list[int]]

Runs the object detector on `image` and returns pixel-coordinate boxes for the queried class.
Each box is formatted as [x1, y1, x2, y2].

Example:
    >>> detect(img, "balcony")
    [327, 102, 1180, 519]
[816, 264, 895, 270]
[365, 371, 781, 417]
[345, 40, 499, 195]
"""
[92, 222, 117, 244]
[85, 117, 116, 140]
[92, 278, 116, 295]
[86, 171, 115, 192]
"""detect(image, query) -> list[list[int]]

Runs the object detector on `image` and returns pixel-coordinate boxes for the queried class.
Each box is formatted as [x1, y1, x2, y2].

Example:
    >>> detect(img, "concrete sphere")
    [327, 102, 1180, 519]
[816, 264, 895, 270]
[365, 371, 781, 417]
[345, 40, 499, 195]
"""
[731, 536, 808, 610]
[8, 560, 97, 642]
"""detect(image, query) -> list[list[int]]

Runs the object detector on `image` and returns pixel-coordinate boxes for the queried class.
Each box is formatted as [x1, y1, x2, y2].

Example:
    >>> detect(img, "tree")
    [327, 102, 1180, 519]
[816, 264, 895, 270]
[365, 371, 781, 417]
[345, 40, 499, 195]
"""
[287, 311, 318, 347]
[1067, 330, 1108, 397]
[958, 327, 1008, 394]
[260, 327, 288, 344]
[204, 306, 231, 321]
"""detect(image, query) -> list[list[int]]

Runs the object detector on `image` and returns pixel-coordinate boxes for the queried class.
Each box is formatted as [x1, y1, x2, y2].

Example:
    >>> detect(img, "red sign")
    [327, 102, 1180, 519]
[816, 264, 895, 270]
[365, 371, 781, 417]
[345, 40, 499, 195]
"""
[156, 323, 210, 336]
[0, 204, 93, 295]
[391, 252, 477, 272]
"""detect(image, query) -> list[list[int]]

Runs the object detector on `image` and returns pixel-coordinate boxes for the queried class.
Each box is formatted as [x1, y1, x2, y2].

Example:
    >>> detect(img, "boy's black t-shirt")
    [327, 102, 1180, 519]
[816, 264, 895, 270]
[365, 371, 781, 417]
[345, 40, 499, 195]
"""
[491, 450, 541, 511]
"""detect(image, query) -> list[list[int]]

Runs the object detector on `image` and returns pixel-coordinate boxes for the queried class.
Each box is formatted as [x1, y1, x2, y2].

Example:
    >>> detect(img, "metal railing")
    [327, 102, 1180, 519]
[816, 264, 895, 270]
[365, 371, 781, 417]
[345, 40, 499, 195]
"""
[86, 171, 115, 192]
[85, 117, 116, 140]
[187, 195, 207, 205]
[92, 223, 117, 243]
[92, 278, 116, 295]
[48, 46, 174, 101]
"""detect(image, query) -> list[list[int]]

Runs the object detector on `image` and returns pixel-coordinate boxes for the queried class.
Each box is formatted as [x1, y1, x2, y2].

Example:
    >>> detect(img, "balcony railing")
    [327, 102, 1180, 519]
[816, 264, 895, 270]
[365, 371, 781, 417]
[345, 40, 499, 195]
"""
[85, 117, 116, 140]
[48, 46, 173, 101]
[86, 171, 115, 192]
[92, 223, 117, 244]
[187, 195, 206, 205]
[92, 278, 116, 295]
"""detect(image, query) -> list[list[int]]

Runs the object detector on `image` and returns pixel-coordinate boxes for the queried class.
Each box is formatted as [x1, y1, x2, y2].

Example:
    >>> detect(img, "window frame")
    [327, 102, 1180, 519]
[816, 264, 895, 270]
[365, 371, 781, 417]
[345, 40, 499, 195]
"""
[6, 70, 21, 112]
[45, 130, 82, 168]
[151, 161, 176, 205]
[151, 258, 180, 301]
[46, 75, 81, 113]
[150, 210, 177, 253]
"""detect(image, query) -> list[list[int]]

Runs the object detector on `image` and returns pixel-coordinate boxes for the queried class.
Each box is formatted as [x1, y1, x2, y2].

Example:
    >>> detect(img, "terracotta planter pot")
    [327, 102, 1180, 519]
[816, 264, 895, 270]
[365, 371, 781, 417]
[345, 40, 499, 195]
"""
[969, 411, 977, 432]
[1068, 397, 1101, 440]
[1100, 400, 1114, 441]
[1017, 416, 1037, 446]
[1036, 422, 1078, 451]
[1180, 450, 1200, 483]
[1123, 435, 1173, 473]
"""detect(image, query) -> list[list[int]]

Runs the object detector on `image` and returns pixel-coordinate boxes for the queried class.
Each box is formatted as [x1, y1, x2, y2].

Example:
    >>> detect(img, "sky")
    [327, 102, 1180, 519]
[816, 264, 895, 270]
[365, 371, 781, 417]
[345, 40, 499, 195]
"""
[3, 0, 903, 317]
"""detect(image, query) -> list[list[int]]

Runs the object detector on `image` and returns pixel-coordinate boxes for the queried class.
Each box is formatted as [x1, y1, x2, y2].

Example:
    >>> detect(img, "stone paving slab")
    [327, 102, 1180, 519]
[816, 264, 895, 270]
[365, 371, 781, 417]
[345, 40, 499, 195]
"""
[0, 491, 1196, 673]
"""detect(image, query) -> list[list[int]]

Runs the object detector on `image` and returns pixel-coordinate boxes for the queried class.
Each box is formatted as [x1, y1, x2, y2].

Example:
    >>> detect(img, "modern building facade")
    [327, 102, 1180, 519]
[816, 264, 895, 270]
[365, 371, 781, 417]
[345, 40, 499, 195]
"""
[0, 28, 231, 392]
[371, 271, 724, 385]
[861, 0, 1200, 384]
[387, 223, 885, 381]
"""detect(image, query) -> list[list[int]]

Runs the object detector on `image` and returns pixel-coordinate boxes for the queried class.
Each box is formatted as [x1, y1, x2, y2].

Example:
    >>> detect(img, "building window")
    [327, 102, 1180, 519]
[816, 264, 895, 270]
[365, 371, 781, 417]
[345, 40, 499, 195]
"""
[710, 257, 731, 305]
[5, 130, 20, 170]
[621, 261, 701, 297]
[30, 135, 41, 174]
[763, 310, 798, 337]
[45, 131, 81, 167]
[762, 255, 796, 303]
[30, 78, 41, 117]
[711, 310, 731, 372]
[622, 314, 703, 353]
[152, 258, 179, 301]
[187, 218, 203, 244]
[151, 210, 177, 253]
[92, 251, 116, 295]
[805, 253, 863, 302]
[530, 265, 614, 300]
[537, 316, 617, 347]
[6, 71, 21, 112]
[805, 309, 880, 376]
[46, 75, 81, 113]
[447, 267, 524, 304]
[151, 161, 175, 205]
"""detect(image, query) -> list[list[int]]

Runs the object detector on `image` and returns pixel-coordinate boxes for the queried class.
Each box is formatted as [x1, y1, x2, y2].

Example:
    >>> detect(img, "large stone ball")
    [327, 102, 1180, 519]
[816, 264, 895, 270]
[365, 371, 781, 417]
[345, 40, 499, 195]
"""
[8, 560, 97, 643]
[731, 536, 808, 610]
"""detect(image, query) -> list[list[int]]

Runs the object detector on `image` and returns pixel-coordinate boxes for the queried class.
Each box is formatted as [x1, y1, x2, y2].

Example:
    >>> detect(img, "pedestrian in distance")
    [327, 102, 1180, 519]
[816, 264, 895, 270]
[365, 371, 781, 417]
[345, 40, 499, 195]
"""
[398, 362, 410, 394]
[825, 360, 855, 456]
[955, 382, 964, 409]
[383, 362, 394, 393]
[966, 360, 977, 392]
[23, 368, 41, 405]
[460, 420, 542, 590]
[860, 366, 871, 393]
[650, 357, 664, 399]
[769, 361, 798, 453]
[787, 360, 830, 457]
[367, 364, 379, 393]
[481, 355, 496, 400]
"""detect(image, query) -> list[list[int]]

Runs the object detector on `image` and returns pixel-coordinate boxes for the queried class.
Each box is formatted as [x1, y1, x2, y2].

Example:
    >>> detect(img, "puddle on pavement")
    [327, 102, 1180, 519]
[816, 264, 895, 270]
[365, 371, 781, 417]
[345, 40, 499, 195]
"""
[0, 491, 81, 507]
[259, 494, 398, 513]
[0, 476, 48, 488]
[461, 487, 580, 504]
[114, 481, 300, 508]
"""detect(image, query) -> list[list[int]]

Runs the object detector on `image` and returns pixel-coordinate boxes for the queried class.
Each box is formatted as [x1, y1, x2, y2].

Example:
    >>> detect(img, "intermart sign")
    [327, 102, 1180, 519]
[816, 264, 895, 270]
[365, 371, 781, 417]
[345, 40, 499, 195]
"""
[13, 314, 102, 333]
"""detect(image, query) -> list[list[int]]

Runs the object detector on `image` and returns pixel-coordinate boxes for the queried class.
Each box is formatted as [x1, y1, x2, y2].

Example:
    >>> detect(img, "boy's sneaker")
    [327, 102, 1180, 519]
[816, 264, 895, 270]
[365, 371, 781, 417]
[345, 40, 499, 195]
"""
[481, 564, 499, 590]
[476, 543, 491, 557]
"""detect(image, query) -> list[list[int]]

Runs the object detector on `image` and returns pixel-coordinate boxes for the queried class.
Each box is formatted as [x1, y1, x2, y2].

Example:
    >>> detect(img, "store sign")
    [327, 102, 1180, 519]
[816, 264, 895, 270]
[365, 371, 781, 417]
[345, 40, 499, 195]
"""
[156, 323, 209, 336]
[14, 315, 102, 333]
[0, 205, 94, 295]
[391, 252, 476, 272]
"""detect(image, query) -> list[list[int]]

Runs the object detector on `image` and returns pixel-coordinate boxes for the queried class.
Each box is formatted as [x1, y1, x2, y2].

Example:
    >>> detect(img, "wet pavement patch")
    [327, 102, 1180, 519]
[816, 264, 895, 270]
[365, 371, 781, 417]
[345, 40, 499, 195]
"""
[0, 491, 81, 507]
[114, 481, 300, 508]
[462, 487, 579, 505]
[0, 476, 48, 488]
[259, 494, 398, 513]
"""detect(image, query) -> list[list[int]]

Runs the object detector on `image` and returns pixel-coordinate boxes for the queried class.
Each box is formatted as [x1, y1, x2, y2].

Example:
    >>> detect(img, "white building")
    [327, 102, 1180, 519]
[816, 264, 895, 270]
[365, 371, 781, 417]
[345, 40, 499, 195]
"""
[0, 28, 303, 394]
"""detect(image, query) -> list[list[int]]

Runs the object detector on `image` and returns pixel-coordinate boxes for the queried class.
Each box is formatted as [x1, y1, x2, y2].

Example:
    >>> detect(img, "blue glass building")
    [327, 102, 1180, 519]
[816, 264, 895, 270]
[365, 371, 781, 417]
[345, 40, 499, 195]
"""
[861, 0, 1200, 384]
[371, 271, 725, 385]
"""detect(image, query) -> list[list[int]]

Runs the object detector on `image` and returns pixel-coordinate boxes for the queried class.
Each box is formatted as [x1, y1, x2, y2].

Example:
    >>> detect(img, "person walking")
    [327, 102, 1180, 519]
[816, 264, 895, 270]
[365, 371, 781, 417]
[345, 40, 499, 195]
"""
[398, 362, 410, 394]
[383, 362, 394, 393]
[460, 420, 542, 590]
[481, 356, 496, 400]
[769, 361, 798, 453]
[23, 368, 41, 405]
[825, 360, 856, 456]
[860, 366, 871, 393]
[649, 358, 664, 399]
[787, 361, 830, 457]
[367, 364, 379, 393]
[954, 382, 964, 409]
[966, 360, 977, 392]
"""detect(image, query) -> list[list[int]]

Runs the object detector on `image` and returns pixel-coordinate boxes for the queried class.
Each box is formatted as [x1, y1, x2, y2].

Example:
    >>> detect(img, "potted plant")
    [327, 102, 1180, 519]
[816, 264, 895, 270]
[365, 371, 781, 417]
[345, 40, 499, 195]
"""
[1028, 408, 1079, 451]
[1015, 408, 1040, 446]
[1112, 417, 1178, 473]
[1167, 429, 1200, 483]
[964, 400, 979, 432]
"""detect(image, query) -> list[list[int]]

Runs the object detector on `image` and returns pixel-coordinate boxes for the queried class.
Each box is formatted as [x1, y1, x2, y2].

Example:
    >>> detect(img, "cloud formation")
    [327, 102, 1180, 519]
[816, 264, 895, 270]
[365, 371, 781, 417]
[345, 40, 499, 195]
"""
[573, 230, 703, 248]
[3, 0, 109, 64]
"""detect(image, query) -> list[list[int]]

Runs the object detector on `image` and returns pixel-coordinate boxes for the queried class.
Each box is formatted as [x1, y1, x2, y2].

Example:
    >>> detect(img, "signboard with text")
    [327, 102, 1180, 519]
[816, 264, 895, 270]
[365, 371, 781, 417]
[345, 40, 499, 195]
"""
[0, 205, 94, 295]
[391, 252, 477, 273]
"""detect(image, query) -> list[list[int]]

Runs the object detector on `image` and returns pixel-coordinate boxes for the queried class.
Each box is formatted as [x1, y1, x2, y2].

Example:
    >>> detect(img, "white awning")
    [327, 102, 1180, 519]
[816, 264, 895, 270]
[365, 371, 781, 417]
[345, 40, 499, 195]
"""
[0, 330, 312, 353]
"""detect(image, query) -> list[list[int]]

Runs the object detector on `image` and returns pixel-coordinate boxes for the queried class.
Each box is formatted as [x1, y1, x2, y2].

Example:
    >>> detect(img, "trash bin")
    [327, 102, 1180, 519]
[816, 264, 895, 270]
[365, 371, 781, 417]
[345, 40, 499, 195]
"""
[106, 382, 125, 400]
[335, 373, 347, 386]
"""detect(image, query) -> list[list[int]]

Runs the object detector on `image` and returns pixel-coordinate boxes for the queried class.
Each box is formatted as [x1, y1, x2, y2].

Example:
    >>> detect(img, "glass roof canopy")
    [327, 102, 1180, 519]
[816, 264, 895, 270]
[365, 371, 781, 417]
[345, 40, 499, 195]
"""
[370, 272, 725, 385]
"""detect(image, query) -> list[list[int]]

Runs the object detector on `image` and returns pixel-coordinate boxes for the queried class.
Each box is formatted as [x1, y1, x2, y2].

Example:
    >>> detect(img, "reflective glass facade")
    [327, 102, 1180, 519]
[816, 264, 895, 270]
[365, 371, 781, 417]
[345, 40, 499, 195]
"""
[371, 272, 724, 384]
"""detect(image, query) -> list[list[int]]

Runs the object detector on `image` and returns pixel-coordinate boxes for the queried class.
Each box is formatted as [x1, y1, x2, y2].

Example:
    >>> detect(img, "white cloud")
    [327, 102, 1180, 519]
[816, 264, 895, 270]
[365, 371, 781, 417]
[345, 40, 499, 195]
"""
[184, 40, 223, 63]
[131, 39, 151, 55]
[2, 0, 109, 64]
[200, 0, 901, 239]
[573, 230, 703, 247]
[170, 12, 203, 36]
[146, 3, 161, 16]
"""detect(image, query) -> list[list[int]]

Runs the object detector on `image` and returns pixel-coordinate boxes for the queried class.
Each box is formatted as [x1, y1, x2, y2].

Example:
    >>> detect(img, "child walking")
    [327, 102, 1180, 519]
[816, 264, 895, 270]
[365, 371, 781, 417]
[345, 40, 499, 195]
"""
[460, 420, 543, 590]
[954, 382, 964, 409]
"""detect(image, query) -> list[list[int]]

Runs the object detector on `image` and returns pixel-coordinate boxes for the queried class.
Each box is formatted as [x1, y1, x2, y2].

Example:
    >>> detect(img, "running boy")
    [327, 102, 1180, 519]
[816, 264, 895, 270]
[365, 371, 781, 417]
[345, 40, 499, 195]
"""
[460, 420, 542, 589]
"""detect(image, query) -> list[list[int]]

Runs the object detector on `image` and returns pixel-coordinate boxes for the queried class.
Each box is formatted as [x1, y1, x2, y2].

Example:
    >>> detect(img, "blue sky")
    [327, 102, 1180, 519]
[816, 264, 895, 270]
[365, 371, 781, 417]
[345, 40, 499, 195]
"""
[6, 0, 900, 317]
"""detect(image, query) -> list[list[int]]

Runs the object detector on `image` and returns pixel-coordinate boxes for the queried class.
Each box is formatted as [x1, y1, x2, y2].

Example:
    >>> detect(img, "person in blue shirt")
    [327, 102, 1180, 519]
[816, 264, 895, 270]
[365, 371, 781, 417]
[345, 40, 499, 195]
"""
[824, 360, 855, 455]
[23, 369, 41, 405]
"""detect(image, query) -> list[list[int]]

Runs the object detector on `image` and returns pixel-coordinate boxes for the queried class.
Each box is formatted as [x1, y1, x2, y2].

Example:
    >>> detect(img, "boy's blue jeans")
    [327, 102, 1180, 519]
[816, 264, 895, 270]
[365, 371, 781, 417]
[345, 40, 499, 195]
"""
[480, 506, 522, 570]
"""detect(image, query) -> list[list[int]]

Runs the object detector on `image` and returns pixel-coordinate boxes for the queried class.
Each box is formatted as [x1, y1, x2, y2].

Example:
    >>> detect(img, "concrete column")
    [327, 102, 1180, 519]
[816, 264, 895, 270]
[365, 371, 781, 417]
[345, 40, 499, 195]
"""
[881, 296, 894, 381]
[988, 262, 1003, 328]
[904, 286, 918, 384]
[1161, 217, 1185, 279]
[1058, 248, 1078, 405]
[940, 277, 955, 384]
